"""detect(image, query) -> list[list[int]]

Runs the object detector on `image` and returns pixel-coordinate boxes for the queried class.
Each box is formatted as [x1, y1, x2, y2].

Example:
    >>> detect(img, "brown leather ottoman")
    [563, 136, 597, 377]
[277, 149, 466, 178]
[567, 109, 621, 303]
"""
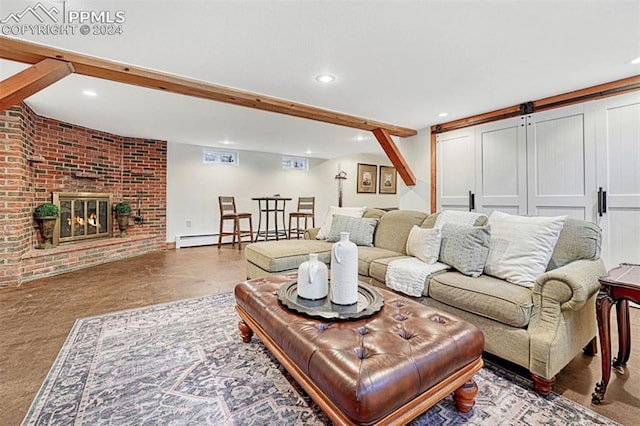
[234, 275, 485, 425]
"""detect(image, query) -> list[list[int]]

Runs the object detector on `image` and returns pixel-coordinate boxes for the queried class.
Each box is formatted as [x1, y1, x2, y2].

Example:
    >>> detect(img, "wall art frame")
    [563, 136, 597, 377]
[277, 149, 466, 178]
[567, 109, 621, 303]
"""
[379, 165, 397, 194]
[357, 163, 377, 193]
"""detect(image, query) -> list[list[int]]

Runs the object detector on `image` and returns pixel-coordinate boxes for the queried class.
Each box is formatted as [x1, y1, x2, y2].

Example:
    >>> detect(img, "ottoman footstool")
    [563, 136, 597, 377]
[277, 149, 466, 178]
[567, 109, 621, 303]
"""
[234, 276, 485, 425]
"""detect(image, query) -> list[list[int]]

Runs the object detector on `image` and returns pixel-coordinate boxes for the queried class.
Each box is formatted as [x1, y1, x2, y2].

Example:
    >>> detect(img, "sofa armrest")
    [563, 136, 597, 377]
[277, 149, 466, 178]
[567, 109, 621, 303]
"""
[533, 258, 606, 311]
[528, 258, 606, 379]
[304, 227, 321, 240]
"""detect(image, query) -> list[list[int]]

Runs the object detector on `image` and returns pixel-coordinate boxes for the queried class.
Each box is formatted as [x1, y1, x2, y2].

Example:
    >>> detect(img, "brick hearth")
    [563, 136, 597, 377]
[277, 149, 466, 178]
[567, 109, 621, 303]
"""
[20, 235, 161, 282]
[0, 104, 167, 287]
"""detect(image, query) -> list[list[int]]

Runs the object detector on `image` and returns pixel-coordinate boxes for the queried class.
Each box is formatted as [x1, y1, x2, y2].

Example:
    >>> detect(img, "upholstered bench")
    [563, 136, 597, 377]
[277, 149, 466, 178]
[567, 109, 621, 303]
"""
[234, 275, 485, 425]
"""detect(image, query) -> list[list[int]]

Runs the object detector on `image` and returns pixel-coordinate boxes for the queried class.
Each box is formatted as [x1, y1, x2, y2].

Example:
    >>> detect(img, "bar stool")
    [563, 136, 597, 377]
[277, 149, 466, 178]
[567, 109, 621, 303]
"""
[217, 196, 253, 250]
[288, 197, 315, 239]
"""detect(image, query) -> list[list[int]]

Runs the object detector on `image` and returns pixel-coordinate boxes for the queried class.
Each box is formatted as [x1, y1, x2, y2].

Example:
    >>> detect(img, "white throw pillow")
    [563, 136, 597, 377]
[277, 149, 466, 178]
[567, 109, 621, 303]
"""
[316, 206, 366, 240]
[434, 210, 488, 228]
[406, 226, 441, 264]
[484, 211, 567, 287]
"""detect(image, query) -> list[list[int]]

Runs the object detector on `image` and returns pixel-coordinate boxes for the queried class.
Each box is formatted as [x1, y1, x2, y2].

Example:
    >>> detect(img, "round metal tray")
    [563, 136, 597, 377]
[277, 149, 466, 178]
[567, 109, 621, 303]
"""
[277, 281, 384, 321]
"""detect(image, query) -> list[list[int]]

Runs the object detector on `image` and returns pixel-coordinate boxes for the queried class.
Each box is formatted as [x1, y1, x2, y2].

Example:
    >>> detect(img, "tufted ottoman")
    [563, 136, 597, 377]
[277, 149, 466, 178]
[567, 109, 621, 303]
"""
[234, 275, 485, 425]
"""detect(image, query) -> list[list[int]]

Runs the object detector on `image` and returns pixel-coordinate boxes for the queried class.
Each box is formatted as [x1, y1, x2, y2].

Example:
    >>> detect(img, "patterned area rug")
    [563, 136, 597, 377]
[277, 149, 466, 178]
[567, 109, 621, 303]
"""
[23, 292, 618, 425]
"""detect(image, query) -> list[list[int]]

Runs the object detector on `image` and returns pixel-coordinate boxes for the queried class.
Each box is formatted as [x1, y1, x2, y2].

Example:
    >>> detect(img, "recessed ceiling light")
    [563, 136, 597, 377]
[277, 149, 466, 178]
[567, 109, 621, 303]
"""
[438, 112, 449, 118]
[305, 149, 313, 154]
[354, 135, 367, 141]
[315, 73, 335, 84]
[629, 56, 640, 65]
[83, 90, 97, 96]
[219, 140, 234, 145]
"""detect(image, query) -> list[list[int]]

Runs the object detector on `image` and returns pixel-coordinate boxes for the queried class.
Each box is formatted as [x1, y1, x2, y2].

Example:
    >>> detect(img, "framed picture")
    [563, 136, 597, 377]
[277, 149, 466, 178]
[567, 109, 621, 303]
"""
[203, 149, 239, 166]
[357, 163, 377, 193]
[282, 156, 308, 171]
[379, 165, 397, 194]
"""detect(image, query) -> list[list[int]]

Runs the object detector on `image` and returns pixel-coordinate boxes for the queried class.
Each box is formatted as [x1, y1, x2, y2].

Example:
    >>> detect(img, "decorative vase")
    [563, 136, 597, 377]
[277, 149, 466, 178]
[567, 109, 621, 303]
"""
[35, 216, 58, 249]
[297, 253, 328, 300]
[330, 232, 359, 305]
[115, 213, 130, 237]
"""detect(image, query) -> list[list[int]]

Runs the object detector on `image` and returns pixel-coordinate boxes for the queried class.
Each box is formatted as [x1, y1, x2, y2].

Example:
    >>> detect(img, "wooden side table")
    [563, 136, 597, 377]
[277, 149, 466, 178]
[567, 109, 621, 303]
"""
[592, 263, 640, 404]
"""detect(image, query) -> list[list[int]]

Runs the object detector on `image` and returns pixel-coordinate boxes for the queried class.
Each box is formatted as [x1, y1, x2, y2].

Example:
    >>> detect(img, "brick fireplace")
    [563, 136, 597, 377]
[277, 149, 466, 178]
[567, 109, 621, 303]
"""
[53, 192, 113, 244]
[0, 104, 167, 287]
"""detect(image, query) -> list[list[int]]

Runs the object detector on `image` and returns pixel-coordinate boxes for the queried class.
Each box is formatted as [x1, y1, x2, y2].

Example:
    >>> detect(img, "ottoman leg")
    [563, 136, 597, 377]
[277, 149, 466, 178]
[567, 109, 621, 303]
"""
[453, 379, 478, 413]
[238, 320, 253, 343]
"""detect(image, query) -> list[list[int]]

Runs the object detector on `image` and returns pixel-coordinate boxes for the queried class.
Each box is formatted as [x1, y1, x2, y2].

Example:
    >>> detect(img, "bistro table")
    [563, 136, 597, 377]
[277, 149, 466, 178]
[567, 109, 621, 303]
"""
[592, 263, 640, 404]
[252, 197, 292, 242]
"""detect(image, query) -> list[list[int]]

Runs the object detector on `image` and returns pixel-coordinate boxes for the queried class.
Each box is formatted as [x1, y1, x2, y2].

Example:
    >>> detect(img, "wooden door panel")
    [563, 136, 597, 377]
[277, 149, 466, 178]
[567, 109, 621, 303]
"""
[530, 114, 585, 196]
[526, 104, 596, 220]
[437, 129, 475, 211]
[475, 117, 526, 215]
[596, 92, 640, 268]
[603, 209, 640, 268]
[533, 206, 587, 220]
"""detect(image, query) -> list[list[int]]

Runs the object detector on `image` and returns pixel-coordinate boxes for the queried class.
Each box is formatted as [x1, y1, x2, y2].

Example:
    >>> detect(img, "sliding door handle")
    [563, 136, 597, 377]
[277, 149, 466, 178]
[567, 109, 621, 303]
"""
[598, 187, 603, 217]
[468, 191, 475, 212]
[598, 187, 608, 217]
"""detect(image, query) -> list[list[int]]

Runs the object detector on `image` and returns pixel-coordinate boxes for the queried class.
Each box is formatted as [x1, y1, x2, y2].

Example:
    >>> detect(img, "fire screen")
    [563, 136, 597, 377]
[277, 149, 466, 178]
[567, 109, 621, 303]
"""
[53, 192, 113, 244]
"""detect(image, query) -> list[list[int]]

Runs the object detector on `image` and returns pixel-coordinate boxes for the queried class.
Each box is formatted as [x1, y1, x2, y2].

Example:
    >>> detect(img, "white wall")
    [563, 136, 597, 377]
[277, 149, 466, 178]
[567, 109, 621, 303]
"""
[166, 144, 399, 243]
[398, 127, 431, 212]
[331, 153, 400, 211]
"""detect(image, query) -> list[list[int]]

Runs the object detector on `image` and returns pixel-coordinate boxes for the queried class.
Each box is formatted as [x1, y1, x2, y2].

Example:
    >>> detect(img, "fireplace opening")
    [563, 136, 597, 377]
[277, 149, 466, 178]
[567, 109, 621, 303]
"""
[53, 192, 113, 245]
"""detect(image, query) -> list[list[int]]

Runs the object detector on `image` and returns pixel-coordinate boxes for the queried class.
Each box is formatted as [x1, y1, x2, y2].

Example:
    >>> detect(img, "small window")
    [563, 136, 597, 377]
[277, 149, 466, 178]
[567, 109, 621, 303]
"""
[203, 149, 239, 166]
[282, 156, 308, 171]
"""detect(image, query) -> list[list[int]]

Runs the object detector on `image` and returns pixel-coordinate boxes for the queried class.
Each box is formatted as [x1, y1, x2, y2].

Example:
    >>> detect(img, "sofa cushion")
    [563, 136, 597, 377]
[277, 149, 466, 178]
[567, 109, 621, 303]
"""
[327, 215, 378, 246]
[429, 272, 533, 328]
[439, 224, 491, 277]
[363, 208, 387, 220]
[420, 213, 439, 229]
[357, 247, 402, 276]
[374, 210, 428, 254]
[484, 211, 567, 287]
[369, 256, 410, 284]
[547, 218, 601, 270]
[245, 240, 332, 272]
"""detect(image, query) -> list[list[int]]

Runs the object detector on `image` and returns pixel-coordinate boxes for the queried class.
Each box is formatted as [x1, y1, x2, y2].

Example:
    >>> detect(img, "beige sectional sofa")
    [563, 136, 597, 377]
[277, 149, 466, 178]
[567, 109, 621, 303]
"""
[244, 208, 606, 394]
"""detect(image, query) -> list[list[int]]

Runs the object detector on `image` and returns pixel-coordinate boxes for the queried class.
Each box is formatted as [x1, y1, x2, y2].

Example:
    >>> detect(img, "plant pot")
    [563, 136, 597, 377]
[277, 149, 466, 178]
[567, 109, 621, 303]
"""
[35, 216, 58, 249]
[115, 213, 130, 237]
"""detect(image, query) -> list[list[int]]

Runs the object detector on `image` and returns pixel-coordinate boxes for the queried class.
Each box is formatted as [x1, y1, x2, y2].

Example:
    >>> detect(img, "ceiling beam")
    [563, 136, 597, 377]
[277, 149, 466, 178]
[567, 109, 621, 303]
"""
[372, 128, 416, 186]
[0, 36, 417, 138]
[0, 58, 74, 112]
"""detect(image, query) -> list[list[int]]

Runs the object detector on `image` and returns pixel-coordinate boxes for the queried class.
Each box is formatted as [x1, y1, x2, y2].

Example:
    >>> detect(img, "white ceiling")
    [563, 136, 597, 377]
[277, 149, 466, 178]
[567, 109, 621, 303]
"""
[1, 0, 639, 159]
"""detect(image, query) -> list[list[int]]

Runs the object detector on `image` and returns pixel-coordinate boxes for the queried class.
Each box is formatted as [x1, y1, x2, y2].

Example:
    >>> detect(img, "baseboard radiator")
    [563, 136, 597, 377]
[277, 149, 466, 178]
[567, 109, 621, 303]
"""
[175, 232, 271, 249]
[175, 234, 218, 249]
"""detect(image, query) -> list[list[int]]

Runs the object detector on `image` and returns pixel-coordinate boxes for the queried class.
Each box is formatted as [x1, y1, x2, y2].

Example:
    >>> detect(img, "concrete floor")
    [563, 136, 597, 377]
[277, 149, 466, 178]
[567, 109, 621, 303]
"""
[0, 246, 637, 425]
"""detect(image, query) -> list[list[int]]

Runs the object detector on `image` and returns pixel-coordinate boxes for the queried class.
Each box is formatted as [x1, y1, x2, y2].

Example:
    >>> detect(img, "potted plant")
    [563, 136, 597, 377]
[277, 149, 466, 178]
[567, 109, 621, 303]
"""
[113, 202, 131, 237]
[34, 203, 59, 249]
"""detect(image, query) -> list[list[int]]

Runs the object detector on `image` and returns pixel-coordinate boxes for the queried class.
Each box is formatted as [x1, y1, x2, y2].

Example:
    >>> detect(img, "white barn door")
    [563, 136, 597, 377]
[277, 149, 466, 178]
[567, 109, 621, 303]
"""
[595, 92, 640, 270]
[526, 104, 597, 221]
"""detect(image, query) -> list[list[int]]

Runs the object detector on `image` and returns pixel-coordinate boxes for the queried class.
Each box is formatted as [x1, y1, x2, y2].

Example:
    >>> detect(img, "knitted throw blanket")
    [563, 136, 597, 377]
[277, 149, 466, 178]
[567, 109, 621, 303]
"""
[386, 257, 450, 297]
